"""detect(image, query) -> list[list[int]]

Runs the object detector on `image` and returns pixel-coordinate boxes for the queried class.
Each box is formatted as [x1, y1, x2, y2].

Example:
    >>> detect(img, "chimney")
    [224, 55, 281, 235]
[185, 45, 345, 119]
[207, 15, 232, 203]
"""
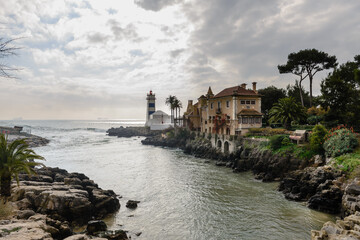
[252, 82, 257, 92]
[241, 83, 247, 89]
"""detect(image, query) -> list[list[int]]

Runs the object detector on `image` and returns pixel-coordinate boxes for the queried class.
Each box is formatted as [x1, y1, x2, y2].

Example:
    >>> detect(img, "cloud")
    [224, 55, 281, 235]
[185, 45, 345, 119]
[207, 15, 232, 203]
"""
[1, 0, 360, 119]
[134, 0, 181, 12]
[87, 32, 109, 44]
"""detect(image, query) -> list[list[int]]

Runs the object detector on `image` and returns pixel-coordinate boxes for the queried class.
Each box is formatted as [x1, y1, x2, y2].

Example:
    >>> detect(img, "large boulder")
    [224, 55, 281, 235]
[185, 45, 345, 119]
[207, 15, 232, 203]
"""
[10, 167, 120, 225]
[87, 220, 107, 235]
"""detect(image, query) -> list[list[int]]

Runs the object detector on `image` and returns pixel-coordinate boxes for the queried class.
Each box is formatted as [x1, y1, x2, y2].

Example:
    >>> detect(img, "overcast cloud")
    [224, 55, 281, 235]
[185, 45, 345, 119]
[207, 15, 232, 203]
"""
[1, 0, 359, 120]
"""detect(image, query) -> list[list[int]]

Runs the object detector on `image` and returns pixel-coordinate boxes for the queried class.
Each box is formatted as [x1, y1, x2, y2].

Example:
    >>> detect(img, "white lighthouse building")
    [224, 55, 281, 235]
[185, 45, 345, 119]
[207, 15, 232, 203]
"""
[145, 90, 172, 130]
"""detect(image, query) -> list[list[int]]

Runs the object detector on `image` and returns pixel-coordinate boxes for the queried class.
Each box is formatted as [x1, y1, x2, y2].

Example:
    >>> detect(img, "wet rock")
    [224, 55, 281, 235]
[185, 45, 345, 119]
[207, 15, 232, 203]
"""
[279, 166, 343, 202]
[126, 200, 140, 209]
[95, 230, 128, 240]
[87, 220, 107, 234]
[307, 182, 343, 214]
[215, 161, 226, 167]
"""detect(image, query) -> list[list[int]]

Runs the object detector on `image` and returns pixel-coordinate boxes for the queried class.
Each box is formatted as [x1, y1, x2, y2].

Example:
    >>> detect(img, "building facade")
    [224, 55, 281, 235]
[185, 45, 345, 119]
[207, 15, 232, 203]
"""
[184, 82, 262, 135]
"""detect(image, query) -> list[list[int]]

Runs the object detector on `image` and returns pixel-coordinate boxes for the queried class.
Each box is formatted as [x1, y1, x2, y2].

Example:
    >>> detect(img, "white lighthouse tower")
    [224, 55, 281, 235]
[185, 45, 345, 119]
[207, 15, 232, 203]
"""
[145, 90, 156, 126]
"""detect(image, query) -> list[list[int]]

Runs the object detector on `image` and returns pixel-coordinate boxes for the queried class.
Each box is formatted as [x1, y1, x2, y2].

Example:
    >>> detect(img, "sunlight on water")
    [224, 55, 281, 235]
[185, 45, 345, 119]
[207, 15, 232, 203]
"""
[0, 120, 335, 239]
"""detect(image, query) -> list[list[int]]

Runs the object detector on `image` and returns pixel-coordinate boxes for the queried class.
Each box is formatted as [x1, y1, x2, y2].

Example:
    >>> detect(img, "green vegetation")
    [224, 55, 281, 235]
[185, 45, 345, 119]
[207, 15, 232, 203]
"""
[246, 128, 288, 137]
[165, 95, 182, 125]
[268, 97, 307, 130]
[0, 134, 44, 197]
[334, 152, 360, 173]
[269, 135, 289, 150]
[309, 125, 328, 154]
[323, 126, 358, 158]
[320, 55, 360, 129]
[278, 48, 337, 107]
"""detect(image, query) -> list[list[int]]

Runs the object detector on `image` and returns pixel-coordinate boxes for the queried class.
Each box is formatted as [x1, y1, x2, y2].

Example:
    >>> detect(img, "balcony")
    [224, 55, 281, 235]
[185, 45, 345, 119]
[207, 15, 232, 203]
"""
[216, 108, 222, 114]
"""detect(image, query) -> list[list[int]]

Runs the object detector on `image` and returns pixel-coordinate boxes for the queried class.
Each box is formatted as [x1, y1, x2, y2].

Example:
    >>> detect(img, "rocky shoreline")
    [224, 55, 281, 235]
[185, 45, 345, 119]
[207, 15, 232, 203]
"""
[7, 132, 50, 148]
[107, 126, 160, 138]
[141, 133, 360, 239]
[1, 167, 131, 240]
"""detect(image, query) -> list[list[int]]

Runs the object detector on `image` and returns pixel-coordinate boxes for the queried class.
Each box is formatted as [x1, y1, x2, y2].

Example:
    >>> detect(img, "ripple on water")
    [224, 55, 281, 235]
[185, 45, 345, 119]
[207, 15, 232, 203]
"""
[35, 133, 334, 240]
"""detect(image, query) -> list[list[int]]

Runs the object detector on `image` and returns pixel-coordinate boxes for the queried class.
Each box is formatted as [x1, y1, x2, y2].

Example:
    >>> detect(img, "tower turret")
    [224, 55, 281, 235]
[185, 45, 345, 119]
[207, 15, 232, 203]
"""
[146, 90, 156, 126]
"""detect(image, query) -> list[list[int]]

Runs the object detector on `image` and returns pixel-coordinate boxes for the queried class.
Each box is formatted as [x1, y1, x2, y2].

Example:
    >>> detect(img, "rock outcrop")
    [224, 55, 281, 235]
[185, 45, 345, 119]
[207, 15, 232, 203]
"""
[10, 167, 120, 225]
[107, 126, 158, 138]
[279, 166, 344, 213]
[0, 213, 72, 239]
[311, 211, 360, 240]
[342, 180, 360, 217]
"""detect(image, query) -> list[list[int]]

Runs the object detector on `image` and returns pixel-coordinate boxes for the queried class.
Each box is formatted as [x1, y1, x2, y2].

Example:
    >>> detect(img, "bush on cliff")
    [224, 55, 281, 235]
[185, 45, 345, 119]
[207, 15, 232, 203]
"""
[269, 135, 288, 150]
[334, 151, 360, 173]
[309, 125, 328, 154]
[324, 126, 358, 157]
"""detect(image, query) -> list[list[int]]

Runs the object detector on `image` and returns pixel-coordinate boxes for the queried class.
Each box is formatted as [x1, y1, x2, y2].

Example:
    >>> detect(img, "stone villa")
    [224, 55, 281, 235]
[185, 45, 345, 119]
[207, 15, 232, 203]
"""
[184, 82, 262, 135]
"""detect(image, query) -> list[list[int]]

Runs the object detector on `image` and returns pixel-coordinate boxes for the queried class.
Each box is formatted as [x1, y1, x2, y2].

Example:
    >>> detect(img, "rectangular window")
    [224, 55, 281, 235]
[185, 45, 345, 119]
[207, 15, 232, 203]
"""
[246, 100, 251, 104]
[218, 101, 221, 109]
[226, 101, 230, 108]
[242, 117, 248, 124]
[210, 103, 213, 109]
[241, 100, 246, 104]
[149, 103, 155, 108]
[256, 118, 261, 124]
[249, 118, 255, 124]
[251, 100, 255, 105]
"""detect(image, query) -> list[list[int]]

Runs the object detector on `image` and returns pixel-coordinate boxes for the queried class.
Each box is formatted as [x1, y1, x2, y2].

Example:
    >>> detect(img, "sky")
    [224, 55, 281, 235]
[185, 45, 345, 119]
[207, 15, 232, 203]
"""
[0, 0, 359, 120]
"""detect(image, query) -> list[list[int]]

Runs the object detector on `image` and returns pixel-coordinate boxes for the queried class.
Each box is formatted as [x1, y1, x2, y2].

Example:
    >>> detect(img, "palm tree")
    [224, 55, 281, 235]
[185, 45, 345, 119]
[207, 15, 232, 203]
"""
[0, 134, 44, 197]
[165, 95, 176, 124]
[269, 97, 307, 130]
[173, 98, 182, 126]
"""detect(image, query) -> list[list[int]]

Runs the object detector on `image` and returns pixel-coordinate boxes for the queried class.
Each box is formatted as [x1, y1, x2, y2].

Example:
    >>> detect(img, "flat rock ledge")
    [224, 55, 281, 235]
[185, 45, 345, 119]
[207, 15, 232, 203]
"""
[1, 166, 128, 239]
[0, 214, 128, 240]
[10, 167, 120, 226]
[7, 132, 50, 148]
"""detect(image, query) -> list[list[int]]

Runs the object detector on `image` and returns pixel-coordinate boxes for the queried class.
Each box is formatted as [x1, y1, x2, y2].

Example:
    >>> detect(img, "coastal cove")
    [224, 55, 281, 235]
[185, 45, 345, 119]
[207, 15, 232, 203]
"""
[1, 120, 335, 239]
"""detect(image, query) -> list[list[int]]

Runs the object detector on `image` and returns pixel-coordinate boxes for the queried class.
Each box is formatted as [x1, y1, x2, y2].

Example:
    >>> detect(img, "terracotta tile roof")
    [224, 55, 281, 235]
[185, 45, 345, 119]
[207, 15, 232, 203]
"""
[214, 86, 258, 98]
[238, 109, 263, 116]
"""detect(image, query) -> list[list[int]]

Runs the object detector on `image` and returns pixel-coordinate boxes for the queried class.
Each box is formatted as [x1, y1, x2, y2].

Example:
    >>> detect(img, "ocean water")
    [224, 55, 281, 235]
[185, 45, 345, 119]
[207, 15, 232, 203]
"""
[0, 120, 335, 239]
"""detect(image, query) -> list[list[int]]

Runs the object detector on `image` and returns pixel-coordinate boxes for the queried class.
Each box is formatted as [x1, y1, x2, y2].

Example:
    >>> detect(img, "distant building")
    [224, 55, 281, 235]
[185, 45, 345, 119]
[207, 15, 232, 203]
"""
[184, 82, 262, 135]
[145, 91, 173, 130]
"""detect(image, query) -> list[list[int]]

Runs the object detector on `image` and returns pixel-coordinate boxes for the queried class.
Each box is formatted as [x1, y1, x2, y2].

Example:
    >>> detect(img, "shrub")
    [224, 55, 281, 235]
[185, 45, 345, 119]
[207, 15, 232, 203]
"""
[307, 115, 323, 125]
[309, 125, 328, 154]
[269, 135, 287, 150]
[335, 153, 360, 172]
[281, 136, 292, 146]
[324, 126, 358, 157]
[247, 128, 287, 136]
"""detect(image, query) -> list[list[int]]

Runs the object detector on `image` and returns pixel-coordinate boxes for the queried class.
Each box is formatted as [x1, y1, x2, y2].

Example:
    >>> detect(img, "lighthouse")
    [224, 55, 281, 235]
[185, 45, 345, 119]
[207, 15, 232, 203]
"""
[145, 90, 156, 126]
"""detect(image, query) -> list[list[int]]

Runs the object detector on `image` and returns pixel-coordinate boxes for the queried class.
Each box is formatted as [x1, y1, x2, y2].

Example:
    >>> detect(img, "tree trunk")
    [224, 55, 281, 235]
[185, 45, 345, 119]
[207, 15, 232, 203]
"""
[309, 74, 313, 107]
[299, 80, 304, 107]
[0, 175, 12, 197]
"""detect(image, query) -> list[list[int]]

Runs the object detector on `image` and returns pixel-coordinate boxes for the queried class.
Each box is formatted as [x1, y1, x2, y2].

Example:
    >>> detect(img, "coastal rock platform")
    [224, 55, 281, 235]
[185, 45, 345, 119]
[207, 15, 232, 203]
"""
[1, 166, 126, 239]
[10, 167, 120, 225]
